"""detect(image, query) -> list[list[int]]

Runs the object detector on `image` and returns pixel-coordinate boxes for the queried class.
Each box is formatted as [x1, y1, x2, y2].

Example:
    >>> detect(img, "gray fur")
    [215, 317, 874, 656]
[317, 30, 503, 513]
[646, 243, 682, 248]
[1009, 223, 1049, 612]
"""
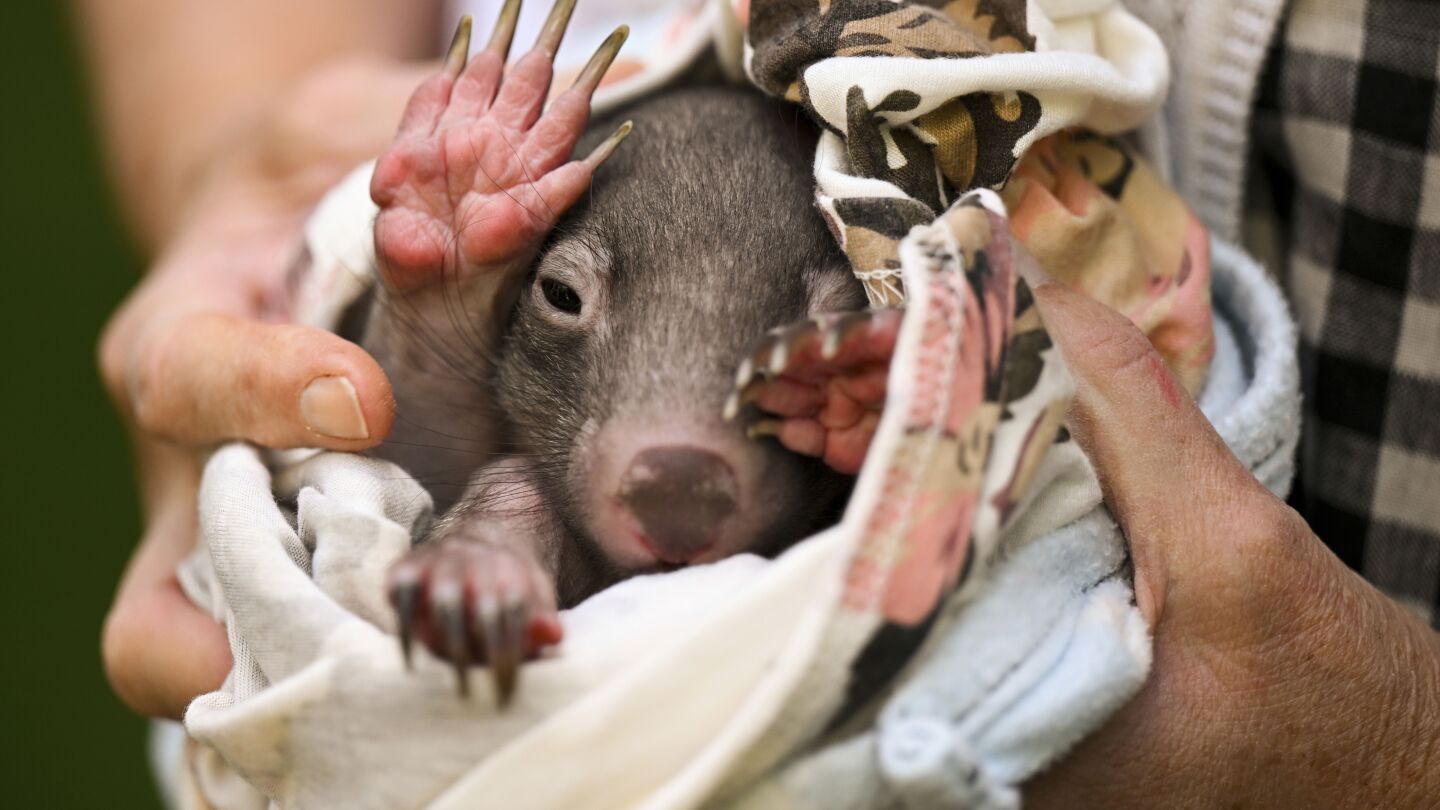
[362, 86, 865, 606]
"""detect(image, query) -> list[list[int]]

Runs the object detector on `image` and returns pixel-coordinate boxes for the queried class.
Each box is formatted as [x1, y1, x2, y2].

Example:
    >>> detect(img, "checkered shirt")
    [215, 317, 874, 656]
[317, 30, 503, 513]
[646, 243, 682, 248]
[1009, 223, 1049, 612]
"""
[1250, 0, 1440, 626]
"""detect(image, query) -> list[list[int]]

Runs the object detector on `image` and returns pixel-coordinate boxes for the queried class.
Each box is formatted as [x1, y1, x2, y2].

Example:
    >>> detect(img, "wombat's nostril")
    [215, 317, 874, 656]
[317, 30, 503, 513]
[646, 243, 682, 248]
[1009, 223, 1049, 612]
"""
[619, 446, 738, 564]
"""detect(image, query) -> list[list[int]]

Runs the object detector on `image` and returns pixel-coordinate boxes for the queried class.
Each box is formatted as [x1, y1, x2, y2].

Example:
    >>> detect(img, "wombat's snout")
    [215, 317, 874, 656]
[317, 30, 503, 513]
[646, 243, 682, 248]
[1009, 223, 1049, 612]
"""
[618, 446, 738, 564]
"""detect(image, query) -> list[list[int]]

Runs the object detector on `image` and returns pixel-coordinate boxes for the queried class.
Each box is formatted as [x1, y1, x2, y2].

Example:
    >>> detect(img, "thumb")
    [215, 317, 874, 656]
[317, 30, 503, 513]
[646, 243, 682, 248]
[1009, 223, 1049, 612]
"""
[1029, 281, 1277, 625]
[125, 313, 395, 450]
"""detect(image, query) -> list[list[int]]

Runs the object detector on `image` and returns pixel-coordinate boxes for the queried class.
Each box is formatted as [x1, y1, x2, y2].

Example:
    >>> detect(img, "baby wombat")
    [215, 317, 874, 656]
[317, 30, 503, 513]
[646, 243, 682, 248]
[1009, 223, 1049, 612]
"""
[356, 3, 891, 702]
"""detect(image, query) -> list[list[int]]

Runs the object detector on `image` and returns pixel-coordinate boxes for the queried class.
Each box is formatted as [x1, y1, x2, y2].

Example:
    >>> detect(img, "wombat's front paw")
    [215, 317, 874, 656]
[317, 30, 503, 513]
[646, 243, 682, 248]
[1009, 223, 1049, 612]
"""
[371, 0, 631, 289]
[725, 309, 903, 475]
[386, 537, 563, 705]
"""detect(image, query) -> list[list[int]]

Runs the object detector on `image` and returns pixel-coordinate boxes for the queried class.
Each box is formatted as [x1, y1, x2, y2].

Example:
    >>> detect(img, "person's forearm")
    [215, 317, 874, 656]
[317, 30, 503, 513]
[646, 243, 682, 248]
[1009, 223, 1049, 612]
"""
[73, 0, 441, 249]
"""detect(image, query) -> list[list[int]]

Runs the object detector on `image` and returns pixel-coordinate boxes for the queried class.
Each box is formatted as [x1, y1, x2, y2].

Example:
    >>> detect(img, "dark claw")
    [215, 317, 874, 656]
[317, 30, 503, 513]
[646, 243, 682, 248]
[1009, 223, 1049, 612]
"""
[725, 316, 838, 422]
[388, 539, 558, 706]
[435, 589, 471, 698]
[390, 579, 420, 670]
[573, 25, 630, 96]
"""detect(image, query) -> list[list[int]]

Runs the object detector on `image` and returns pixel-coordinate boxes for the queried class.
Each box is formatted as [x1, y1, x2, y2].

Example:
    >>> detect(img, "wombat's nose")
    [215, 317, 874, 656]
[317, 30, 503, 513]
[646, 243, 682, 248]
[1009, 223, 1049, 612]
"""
[619, 446, 738, 564]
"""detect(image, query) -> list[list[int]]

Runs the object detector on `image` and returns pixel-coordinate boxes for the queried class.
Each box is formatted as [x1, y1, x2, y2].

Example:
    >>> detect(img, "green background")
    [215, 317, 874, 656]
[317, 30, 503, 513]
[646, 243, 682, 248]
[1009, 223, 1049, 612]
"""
[1, 3, 158, 805]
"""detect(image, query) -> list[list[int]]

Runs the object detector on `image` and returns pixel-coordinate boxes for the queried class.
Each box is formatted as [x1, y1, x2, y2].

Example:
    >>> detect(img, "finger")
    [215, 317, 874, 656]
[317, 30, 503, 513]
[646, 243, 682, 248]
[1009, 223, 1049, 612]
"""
[490, 0, 578, 129]
[1029, 282, 1270, 615]
[128, 314, 395, 450]
[446, 0, 521, 122]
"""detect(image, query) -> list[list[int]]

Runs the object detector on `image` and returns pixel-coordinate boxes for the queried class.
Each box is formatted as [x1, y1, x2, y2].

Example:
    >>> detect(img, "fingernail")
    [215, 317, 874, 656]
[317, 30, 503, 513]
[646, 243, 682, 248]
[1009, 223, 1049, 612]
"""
[572, 25, 629, 95]
[445, 15, 473, 77]
[301, 376, 370, 440]
[536, 0, 578, 57]
[585, 120, 633, 165]
[487, 0, 522, 57]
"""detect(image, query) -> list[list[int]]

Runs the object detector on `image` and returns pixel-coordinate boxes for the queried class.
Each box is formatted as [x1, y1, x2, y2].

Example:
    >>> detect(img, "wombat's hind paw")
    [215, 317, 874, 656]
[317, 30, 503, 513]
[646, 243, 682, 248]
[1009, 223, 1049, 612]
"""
[726, 309, 902, 475]
[386, 538, 562, 705]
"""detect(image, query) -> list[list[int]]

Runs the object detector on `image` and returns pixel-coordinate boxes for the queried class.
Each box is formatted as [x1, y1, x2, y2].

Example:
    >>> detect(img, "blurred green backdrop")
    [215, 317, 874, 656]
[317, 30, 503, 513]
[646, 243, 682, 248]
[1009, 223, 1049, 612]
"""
[1, 3, 157, 805]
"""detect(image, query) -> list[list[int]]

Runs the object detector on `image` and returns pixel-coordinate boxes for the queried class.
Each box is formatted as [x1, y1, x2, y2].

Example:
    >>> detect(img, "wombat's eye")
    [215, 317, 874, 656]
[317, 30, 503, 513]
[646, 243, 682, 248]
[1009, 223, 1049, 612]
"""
[540, 278, 582, 315]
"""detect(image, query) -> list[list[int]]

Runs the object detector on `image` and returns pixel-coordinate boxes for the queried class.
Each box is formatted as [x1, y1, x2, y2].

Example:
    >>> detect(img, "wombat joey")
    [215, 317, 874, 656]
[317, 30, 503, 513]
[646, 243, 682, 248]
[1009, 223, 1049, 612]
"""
[357, 1, 901, 703]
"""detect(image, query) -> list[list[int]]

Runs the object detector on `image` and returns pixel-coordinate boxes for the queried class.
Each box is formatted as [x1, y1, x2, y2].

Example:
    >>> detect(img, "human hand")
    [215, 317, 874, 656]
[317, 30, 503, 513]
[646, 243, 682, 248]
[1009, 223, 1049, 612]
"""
[1021, 281, 1440, 807]
[99, 58, 433, 719]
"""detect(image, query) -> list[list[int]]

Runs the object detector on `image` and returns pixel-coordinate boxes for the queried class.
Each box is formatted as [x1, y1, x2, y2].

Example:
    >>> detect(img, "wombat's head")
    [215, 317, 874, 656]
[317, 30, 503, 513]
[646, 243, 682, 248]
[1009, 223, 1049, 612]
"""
[495, 87, 864, 579]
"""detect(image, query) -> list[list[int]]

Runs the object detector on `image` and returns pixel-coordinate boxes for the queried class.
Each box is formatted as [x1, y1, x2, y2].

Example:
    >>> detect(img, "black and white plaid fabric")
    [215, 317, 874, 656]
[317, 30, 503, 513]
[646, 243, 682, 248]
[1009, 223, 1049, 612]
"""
[1251, 0, 1440, 626]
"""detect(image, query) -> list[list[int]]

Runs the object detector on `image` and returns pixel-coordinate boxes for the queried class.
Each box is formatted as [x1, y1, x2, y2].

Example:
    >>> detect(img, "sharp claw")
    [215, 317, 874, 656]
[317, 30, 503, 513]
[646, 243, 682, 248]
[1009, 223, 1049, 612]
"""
[733, 357, 755, 389]
[486, 0, 522, 58]
[722, 389, 742, 422]
[573, 25, 629, 96]
[584, 120, 634, 167]
[747, 419, 785, 441]
[485, 600, 525, 708]
[445, 15, 473, 77]
[535, 0, 578, 57]
[390, 581, 419, 670]
[435, 588, 471, 698]
[822, 311, 874, 361]
[766, 341, 788, 376]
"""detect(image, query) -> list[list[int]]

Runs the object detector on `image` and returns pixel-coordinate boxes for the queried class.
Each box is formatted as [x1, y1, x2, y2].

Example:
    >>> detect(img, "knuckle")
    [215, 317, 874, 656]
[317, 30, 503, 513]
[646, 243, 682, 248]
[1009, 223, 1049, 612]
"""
[1207, 496, 1318, 624]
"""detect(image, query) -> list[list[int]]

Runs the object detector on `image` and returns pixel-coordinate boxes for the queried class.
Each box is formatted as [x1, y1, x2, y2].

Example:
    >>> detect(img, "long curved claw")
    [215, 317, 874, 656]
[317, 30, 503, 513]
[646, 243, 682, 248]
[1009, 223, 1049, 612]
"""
[535, 0, 578, 57]
[445, 15, 473, 78]
[486, 0, 522, 59]
[433, 586, 472, 698]
[723, 309, 900, 473]
[573, 25, 630, 96]
[389, 577, 421, 670]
